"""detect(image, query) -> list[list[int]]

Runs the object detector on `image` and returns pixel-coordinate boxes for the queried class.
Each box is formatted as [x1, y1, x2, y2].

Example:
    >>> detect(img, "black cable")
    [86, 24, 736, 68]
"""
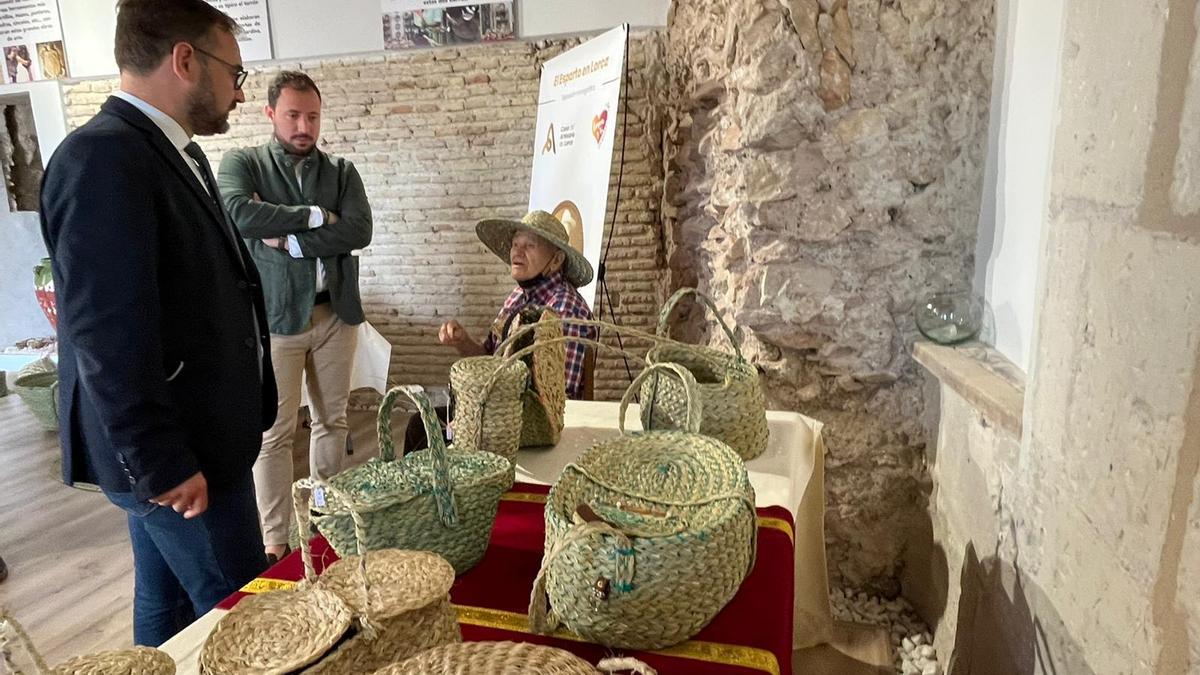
[595, 25, 636, 386]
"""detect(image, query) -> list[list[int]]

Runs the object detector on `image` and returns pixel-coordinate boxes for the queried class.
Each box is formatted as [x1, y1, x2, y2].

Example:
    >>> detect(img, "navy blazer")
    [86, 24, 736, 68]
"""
[40, 96, 277, 500]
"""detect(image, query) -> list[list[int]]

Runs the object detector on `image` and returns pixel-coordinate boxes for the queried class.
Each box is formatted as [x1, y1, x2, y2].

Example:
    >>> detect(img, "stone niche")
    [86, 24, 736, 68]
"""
[661, 0, 995, 591]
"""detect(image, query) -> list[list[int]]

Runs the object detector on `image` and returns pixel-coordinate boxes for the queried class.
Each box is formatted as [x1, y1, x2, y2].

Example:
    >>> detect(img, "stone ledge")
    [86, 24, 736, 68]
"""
[913, 340, 1025, 437]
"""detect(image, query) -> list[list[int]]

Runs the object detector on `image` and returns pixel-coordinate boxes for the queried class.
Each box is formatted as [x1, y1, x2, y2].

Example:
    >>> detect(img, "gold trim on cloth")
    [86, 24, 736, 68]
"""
[501, 491, 796, 544]
[454, 605, 781, 675]
[239, 577, 297, 594]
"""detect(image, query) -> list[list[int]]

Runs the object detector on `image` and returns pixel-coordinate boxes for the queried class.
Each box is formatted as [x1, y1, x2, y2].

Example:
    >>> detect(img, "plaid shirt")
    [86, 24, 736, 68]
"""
[482, 271, 596, 399]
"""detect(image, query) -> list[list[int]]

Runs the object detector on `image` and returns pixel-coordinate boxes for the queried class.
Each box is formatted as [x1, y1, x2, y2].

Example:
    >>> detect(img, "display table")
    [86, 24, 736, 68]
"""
[160, 401, 833, 671]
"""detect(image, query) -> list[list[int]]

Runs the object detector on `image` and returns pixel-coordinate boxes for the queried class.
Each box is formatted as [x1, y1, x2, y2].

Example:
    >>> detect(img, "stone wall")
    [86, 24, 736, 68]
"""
[60, 35, 668, 401]
[0, 98, 43, 212]
[908, 0, 1200, 670]
[662, 0, 995, 590]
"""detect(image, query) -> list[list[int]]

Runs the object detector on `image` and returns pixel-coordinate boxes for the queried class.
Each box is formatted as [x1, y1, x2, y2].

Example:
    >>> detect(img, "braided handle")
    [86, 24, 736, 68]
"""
[493, 316, 667, 357]
[377, 384, 441, 463]
[528, 519, 634, 636]
[655, 288, 745, 362]
[292, 478, 381, 639]
[619, 362, 701, 435]
[391, 385, 458, 527]
[0, 610, 50, 675]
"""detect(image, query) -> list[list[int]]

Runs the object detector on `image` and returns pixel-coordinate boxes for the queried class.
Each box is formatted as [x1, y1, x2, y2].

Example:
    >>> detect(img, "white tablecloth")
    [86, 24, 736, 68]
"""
[161, 400, 834, 669]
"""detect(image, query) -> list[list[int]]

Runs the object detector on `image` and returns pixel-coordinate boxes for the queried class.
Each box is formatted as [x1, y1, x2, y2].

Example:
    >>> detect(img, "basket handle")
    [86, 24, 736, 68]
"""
[377, 384, 443, 464]
[619, 362, 701, 435]
[385, 385, 458, 526]
[656, 288, 745, 362]
[0, 609, 52, 675]
[528, 518, 634, 636]
[492, 316, 667, 358]
[481, 316, 667, 408]
[292, 478, 383, 639]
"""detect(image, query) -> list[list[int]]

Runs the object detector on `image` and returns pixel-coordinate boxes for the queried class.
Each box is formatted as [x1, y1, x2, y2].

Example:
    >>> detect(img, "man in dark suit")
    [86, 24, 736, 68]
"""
[39, 0, 276, 646]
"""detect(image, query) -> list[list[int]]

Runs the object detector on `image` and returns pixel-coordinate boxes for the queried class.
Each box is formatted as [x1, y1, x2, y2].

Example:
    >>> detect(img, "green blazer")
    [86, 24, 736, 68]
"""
[218, 139, 372, 335]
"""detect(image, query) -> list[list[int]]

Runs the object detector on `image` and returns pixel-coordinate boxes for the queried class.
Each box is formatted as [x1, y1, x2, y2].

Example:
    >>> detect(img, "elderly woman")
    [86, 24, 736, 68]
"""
[440, 210, 597, 395]
[405, 211, 597, 452]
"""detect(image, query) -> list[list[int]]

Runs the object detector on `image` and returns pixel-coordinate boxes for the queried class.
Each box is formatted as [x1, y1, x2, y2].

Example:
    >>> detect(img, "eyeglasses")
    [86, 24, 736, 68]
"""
[192, 45, 247, 89]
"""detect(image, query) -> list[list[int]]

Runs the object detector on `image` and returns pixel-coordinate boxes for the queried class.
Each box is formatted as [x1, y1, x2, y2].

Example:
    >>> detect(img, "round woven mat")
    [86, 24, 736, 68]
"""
[319, 549, 456, 618]
[51, 647, 175, 675]
[377, 640, 600, 674]
[199, 587, 352, 674]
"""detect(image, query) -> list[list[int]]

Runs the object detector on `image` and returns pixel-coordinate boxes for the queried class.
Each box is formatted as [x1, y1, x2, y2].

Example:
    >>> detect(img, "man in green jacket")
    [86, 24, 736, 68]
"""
[218, 71, 372, 563]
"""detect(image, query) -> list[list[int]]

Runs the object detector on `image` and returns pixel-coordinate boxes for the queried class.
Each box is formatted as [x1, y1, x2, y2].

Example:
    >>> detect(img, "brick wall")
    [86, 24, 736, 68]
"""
[61, 35, 668, 401]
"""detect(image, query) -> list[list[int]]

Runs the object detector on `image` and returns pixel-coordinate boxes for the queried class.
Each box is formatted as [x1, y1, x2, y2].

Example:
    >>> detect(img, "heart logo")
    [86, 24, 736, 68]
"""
[592, 109, 608, 143]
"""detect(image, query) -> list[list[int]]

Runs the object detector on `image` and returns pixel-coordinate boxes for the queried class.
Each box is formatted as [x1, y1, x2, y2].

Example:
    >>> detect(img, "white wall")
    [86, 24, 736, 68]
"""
[59, 0, 118, 78]
[58, 0, 670, 77]
[973, 0, 1066, 372]
[0, 81, 67, 345]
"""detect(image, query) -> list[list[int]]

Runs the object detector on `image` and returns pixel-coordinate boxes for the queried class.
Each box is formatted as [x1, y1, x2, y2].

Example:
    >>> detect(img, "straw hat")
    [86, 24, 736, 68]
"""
[476, 211, 594, 287]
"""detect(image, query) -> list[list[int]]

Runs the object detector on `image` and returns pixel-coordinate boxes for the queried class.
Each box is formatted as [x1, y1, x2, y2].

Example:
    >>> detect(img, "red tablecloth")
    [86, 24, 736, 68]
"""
[217, 483, 794, 675]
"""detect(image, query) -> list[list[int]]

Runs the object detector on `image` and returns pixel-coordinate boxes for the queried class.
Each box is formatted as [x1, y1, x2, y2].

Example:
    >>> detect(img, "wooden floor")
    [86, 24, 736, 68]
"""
[0, 391, 134, 663]
[0, 391, 386, 665]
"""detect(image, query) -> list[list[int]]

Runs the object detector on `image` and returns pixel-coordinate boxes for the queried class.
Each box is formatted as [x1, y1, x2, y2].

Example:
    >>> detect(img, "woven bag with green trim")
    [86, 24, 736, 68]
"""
[305, 385, 513, 574]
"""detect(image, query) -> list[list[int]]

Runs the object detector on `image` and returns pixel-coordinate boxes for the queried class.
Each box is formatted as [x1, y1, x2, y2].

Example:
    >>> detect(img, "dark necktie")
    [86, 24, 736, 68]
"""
[183, 141, 243, 265]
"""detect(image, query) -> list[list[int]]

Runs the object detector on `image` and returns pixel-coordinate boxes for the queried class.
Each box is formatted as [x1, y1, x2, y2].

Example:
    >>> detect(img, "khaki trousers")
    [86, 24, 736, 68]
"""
[254, 304, 357, 547]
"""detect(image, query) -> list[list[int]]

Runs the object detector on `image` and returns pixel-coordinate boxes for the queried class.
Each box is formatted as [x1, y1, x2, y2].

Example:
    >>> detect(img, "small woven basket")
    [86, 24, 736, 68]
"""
[449, 356, 527, 461]
[511, 308, 567, 448]
[1, 610, 175, 675]
[307, 385, 513, 573]
[294, 489, 462, 674]
[530, 363, 758, 650]
[13, 358, 59, 432]
[643, 288, 768, 460]
[376, 641, 657, 675]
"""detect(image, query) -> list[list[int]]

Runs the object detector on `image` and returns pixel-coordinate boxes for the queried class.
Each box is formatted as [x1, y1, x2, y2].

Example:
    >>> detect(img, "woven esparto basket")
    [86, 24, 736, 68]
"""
[375, 641, 658, 675]
[307, 385, 513, 573]
[449, 355, 527, 461]
[293, 485, 462, 674]
[13, 358, 59, 432]
[475, 319, 668, 459]
[643, 288, 769, 460]
[450, 307, 567, 457]
[510, 308, 567, 448]
[1, 610, 175, 675]
[530, 362, 758, 650]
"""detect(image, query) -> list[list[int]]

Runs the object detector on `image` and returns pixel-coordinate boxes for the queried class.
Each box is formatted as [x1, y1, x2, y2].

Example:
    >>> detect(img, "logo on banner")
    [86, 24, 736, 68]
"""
[592, 108, 609, 144]
[542, 123, 556, 155]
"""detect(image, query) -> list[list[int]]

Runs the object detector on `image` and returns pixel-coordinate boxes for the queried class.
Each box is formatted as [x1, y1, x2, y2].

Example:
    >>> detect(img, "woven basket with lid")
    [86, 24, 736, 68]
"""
[530, 362, 758, 650]
[198, 584, 353, 674]
[642, 288, 769, 460]
[299, 525, 462, 673]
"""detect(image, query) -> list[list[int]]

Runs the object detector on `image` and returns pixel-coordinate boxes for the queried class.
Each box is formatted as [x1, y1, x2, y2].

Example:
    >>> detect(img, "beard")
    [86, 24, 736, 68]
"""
[275, 132, 315, 156]
[186, 70, 232, 136]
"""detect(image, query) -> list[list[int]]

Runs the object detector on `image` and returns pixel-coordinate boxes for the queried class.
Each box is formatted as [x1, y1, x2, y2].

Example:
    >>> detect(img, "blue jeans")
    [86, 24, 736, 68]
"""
[104, 471, 267, 646]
